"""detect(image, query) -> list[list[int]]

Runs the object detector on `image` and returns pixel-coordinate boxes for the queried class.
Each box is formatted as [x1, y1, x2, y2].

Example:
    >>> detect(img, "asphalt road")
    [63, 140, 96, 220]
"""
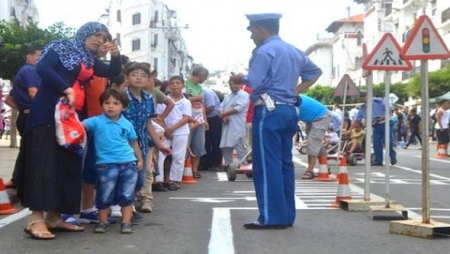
[1, 144, 450, 254]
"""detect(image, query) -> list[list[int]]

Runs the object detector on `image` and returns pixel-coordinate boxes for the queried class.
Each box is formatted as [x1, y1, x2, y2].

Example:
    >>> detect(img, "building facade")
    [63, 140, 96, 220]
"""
[0, 0, 39, 25]
[105, 0, 192, 80]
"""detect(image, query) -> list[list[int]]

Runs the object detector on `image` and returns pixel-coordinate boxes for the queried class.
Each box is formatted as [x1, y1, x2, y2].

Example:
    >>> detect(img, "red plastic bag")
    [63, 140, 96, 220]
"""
[55, 98, 86, 156]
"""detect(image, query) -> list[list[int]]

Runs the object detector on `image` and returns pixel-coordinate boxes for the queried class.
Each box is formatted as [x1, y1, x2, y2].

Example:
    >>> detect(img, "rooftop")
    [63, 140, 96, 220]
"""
[325, 14, 364, 33]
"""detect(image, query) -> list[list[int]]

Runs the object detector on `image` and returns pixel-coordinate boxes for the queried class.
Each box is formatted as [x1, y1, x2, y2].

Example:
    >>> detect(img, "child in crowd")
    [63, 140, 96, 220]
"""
[122, 62, 171, 214]
[323, 127, 340, 149]
[346, 121, 365, 154]
[155, 76, 192, 190]
[109, 74, 127, 91]
[82, 88, 143, 234]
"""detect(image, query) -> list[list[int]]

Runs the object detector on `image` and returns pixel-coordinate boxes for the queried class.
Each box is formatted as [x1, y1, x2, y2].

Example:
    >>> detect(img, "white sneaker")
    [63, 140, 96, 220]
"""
[110, 205, 122, 217]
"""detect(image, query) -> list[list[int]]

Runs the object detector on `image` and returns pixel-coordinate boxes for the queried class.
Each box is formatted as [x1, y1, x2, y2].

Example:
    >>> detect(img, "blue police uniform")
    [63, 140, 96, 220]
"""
[356, 96, 397, 165]
[243, 13, 322, 227]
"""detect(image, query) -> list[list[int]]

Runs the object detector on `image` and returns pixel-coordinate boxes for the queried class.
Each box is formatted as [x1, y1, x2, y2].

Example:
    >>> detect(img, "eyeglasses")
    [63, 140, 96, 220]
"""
[130, 73, 149, 79]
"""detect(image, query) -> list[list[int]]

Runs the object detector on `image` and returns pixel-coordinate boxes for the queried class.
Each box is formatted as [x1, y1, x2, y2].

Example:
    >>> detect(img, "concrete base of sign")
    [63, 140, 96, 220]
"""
[389, 220, 450, 239]
[368, 204, 408, 220]
[340, 199, 391, 211]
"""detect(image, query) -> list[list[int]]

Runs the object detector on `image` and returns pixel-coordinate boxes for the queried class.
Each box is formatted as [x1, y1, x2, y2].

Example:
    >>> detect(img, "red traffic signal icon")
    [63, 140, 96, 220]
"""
[422, 28, 430, 53]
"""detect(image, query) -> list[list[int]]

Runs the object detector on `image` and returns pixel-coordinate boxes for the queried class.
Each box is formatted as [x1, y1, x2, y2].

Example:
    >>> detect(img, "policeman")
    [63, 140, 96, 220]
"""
[355, 90, 397, 165]
[232, 13, 322, 229]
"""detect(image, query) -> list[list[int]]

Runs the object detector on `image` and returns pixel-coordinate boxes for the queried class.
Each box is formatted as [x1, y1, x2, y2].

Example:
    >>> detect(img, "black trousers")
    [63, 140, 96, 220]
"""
[201, 115, 222, 170]
[406, 130, 422, 147]
[12, 111, 28, 197]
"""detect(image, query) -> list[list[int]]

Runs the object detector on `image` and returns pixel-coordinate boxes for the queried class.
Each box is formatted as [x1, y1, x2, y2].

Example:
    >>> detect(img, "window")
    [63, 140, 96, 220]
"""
[154, 10, 159, 23]
[132, 39, 141, 51]
[356, 30, 363, 46]
[117, 10, 121, 22]
[152, 34, 158, 48]
[153, 58, 158, 70]
[116, 33, 121, 46]
[132, 13, 141, 25]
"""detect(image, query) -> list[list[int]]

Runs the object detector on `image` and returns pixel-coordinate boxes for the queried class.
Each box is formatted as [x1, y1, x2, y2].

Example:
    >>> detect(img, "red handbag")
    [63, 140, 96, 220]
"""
[55, 98, 86, 156]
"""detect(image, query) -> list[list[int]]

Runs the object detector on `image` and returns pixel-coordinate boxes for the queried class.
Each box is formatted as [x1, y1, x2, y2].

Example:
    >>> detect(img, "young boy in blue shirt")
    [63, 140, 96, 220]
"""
[83, 88, 143, 234]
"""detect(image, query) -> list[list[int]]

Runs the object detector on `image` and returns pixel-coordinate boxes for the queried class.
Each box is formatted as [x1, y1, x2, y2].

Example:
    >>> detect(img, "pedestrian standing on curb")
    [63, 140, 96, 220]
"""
[3, 46, 42, 191]
[231, 13, 322, 229]
[355, 90, 397, 166]
[22, 22, 122, 240]
[122, 62, 172, 215]
[155, 76, 191, 191]
[83, 88, 143, 234]
[219, 78, 249, 170]
[434, 99, 450, 154]
[201, 87, 223, 171]
[185, 67, 209, 179]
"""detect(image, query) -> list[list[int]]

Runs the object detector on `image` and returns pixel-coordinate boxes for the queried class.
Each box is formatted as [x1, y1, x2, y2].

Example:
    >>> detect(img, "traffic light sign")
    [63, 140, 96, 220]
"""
[422, 28, 430, 53]
[401, 15, 450, 60]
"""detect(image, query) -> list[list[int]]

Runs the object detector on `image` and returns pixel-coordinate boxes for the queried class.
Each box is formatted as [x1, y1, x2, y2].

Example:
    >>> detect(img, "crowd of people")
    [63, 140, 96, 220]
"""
[3, 13, 449, 240]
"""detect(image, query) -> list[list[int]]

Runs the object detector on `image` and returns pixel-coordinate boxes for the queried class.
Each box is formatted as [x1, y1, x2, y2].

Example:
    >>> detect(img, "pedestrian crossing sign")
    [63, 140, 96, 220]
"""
[362, 33, 412, 71]
[401, 15, 450, 60]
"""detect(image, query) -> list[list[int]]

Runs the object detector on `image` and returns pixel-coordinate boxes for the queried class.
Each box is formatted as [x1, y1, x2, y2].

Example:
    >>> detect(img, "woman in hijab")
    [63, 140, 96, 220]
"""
[22, 22, 121, 240]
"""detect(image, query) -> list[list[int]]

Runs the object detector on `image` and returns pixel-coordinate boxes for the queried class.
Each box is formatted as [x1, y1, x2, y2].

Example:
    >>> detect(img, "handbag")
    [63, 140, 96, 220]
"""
[55, 98, 86, 156]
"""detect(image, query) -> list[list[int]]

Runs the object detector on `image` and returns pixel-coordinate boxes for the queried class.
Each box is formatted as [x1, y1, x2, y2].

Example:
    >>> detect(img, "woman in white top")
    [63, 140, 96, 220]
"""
[435, 99, 450, 151]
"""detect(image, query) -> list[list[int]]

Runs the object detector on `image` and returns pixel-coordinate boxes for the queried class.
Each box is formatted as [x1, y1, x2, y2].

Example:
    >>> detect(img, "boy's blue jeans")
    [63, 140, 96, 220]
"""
[95, 162, 137, 209]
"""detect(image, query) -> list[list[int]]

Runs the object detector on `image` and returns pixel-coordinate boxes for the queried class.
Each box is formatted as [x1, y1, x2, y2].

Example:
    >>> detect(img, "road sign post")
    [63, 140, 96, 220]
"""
[358, 33, 410, 218]
[390, 15, 450, 239]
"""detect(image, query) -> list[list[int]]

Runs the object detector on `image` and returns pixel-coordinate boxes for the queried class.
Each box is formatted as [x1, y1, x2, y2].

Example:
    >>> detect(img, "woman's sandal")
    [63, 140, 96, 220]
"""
[302, 171, 315, 180]
[193, 172, 202, 179]
[24, 219, 55, 240]
[46, 219, 85, 232]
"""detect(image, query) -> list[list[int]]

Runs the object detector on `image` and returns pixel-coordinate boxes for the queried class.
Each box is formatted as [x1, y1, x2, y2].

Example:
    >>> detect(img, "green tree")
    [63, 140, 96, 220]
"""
[304, 85, 335, 105]
[370, 82, 409, 104]
[0, 20, 74, 80]
[407, 65, 450, 99]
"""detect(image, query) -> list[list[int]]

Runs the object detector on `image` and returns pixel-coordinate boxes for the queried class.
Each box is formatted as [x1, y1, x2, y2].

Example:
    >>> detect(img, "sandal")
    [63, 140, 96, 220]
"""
[302, 171, 315, 180]
[168, 182, 178, 191]
[24, 219, 55, 240]
[193, 172, 201, 179]
[46, 219, 85, 232]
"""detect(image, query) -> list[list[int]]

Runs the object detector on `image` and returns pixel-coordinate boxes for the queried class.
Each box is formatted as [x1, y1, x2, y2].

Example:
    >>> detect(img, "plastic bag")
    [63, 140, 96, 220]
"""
[55, 98, 86, 156]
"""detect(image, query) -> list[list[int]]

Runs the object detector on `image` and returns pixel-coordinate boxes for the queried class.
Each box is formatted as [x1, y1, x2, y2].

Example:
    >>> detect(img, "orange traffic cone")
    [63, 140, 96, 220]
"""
[0, 178, 18, 215]
[329, 157, 351, 208]
[436, 144, 448, 159]
[182, 157, 197, 184]
[315, 156, 333, 182]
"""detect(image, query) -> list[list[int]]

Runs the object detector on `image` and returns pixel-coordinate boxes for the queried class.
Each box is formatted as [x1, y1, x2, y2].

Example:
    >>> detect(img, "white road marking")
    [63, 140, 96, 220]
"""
[209, 208, 234, 254]
[414, 155, 450, 164]
[217, 172, 229, 181]
[0, 208, 30, 229]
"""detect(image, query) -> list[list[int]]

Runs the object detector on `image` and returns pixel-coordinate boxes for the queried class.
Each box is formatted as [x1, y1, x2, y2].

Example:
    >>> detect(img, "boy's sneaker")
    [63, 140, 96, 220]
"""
[93, 222, 108, 234]
[121, 223, 133, 234]
[131, 211, 143, 225]
[79, 211, 117, 224]
[62, 214, 80, 226]
[110, 205, 122, 217]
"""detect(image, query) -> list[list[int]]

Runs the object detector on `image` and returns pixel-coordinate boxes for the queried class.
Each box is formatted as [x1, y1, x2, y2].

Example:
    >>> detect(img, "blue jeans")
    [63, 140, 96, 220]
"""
[95, 162, 138, 209]
[252, 105, 298, 226]
[373, 121, 396, 164]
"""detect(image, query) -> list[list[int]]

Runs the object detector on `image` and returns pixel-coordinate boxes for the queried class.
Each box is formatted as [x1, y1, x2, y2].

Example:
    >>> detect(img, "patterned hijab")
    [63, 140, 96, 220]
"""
[39, 22, 109, 71]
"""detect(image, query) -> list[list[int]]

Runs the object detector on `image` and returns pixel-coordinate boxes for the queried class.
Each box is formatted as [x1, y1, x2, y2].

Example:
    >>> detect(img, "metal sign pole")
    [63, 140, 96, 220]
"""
[364, 75, 374, 201]
[384, 71, 391, 208]
[337, 81, 349, 160]
[420, 60, 430, 223]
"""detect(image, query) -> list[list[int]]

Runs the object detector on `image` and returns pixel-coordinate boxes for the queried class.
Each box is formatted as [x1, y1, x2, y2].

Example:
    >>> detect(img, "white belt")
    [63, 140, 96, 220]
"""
[254, 99, 294, 106]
